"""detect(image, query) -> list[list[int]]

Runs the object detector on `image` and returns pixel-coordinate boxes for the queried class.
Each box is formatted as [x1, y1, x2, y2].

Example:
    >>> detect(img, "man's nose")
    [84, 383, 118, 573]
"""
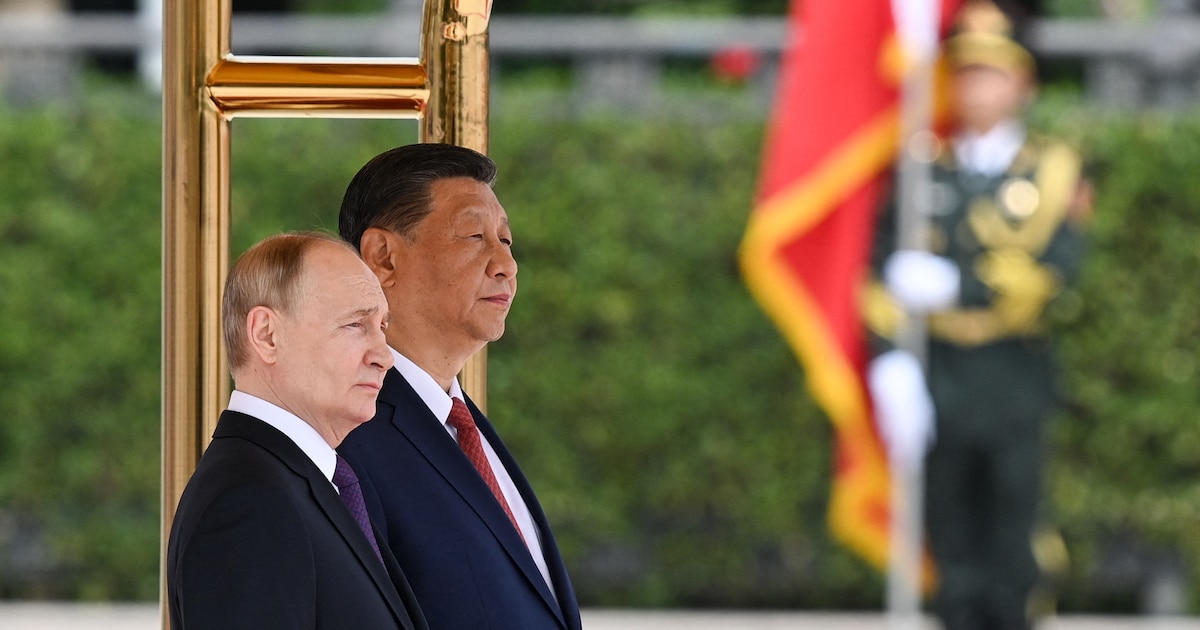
[489, 239, 517, 279]
[369, 329, 393, 370]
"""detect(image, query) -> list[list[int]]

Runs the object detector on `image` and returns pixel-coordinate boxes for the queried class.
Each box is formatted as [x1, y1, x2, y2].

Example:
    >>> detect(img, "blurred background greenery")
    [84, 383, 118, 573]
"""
[1, 0, 1199, 618]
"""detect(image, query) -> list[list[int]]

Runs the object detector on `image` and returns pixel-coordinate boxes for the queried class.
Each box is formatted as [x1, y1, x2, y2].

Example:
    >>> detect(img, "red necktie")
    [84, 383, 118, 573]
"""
[447, 397, 525, 543]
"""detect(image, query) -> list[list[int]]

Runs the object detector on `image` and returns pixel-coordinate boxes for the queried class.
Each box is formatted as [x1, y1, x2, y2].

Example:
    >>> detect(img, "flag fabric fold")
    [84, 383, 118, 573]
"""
[740, 0, 906, 572]
[742, 0, 962, 575]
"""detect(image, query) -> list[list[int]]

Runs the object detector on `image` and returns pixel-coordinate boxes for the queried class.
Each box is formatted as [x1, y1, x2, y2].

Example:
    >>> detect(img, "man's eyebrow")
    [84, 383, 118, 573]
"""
[343, 306, 381, 319]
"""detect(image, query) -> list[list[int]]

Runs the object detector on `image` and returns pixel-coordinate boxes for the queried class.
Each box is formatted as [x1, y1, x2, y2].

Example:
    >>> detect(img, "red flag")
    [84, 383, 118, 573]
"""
[740, 0, 914, 572]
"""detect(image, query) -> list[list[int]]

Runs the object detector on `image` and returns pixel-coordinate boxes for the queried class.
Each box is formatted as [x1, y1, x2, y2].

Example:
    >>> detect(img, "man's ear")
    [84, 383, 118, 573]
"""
[246, 306, 280, 365]
[359, 227, 400, 287]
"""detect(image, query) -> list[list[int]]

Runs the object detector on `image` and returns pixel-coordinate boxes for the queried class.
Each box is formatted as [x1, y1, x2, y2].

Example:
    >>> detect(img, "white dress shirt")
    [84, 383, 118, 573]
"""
[954, 118, 1026, 177]
[227, 390, 339, 490]
[389, 347, 555, 591]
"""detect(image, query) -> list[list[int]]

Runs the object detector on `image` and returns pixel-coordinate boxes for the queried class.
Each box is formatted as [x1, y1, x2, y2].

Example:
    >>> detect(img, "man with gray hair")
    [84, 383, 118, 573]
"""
[167, 231, 428, 630]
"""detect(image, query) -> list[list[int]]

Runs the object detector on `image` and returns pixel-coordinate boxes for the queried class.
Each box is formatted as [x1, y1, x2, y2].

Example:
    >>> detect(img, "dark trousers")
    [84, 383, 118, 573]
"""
[925, 427, 1044, 630]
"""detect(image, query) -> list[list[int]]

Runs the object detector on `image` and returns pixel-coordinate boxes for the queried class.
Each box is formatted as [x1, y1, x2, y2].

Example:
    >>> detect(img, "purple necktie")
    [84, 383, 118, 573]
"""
[333, 455, 384, 565]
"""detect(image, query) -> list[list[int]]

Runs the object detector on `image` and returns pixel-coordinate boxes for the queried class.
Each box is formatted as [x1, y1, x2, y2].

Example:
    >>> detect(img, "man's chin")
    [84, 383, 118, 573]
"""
[350, 402, 381, 425]
[472, 321, 506, 344]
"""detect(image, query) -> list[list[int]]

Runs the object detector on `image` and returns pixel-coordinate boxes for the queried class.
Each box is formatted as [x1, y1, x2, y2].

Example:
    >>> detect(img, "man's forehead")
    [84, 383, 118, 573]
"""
[307, 286, 384, 322]
[451, 206, 509, 223]
[955, 63, 1024, 80]
[303, 256, 382, 304]
[335, 273, 385, 299]
[430, 178, 499, 204]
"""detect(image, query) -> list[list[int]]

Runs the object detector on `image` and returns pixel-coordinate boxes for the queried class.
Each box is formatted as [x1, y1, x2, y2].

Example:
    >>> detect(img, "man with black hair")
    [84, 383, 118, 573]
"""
[337, 143, 582, 630]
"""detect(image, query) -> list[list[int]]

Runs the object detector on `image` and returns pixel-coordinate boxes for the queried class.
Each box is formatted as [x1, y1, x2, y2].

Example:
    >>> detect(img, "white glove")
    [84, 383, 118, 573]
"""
[883, 249, 961, 312]
[868, 350, 936, 469]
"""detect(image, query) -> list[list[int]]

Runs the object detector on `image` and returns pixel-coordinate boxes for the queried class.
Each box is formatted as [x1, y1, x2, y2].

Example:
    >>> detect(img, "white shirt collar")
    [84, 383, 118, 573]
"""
[954, 118, 1026, 177]
[227, 390, 338, 485]
[389, 346, 463, 427]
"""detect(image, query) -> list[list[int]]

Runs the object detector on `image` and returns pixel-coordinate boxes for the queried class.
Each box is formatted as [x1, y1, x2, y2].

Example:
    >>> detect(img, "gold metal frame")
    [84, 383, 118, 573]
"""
[162, 0, 491, 619]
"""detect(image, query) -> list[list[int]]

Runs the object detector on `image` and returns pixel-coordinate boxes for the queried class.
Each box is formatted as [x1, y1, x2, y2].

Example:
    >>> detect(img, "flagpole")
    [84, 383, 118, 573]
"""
[887, 1, 940, 629]
[887, 56, 934, 630]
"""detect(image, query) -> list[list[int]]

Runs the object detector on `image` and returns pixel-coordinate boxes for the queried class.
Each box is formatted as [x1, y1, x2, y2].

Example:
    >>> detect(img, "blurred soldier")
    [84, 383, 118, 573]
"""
[865, 2, 1091, 629]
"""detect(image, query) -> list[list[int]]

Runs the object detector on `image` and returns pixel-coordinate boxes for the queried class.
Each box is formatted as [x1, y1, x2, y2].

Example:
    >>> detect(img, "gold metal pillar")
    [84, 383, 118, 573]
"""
[423, 0, 492, 407]
[162, 0, 491, 622]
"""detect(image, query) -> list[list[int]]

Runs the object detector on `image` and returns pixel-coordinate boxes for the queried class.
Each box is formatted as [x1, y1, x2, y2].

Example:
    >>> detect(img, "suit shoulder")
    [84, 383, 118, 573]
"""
[176, 441, 309, 520]
[195, 437, 296, 480]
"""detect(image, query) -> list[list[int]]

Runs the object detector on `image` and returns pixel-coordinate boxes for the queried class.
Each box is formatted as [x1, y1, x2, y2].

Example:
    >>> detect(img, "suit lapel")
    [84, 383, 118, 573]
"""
[307, 462, 418, 630]
[464, 395, 573, 625]
[215, 411, 417, 630]
[377, 370, 567, 625]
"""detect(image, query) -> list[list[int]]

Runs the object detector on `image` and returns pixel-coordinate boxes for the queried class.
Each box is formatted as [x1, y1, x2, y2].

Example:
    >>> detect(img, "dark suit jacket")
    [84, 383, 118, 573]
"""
[167, 410, 428, 630]
[339, 368, 583, 630]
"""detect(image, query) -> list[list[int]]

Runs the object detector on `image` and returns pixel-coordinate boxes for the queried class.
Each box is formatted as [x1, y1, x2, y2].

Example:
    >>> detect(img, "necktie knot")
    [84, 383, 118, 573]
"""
[446, 397, 475, 433]
[333, 455, 360, 490]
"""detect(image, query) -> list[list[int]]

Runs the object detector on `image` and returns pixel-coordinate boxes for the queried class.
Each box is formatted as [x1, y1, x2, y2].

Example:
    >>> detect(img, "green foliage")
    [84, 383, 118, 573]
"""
[1037, 107, 1200, 611]
[2, 79, 1200, 612]
[295, 0, 389, 14]
[1045, 0, 1104, 17]
[0, 91, 160, 599]
[489, 0, 788, 16]
[228, 117, 418, 252]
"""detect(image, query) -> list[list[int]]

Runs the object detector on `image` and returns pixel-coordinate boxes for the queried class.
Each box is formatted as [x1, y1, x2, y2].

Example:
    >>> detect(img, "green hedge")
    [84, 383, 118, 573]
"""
[1033, 101, 1200, 611]
[1, 81, 1198, 612]
[0, 91, 160, 599]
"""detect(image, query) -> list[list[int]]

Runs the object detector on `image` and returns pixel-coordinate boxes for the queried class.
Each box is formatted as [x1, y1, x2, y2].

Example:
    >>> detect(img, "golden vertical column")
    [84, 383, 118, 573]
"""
[162, 0, 491, 623]
[161, 2, 228, 614]
[423, 0, 492, 409]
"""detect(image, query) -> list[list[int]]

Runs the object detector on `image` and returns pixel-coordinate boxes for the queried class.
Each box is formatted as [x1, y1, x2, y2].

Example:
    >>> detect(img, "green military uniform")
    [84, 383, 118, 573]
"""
[866, 135, 1088, 630]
